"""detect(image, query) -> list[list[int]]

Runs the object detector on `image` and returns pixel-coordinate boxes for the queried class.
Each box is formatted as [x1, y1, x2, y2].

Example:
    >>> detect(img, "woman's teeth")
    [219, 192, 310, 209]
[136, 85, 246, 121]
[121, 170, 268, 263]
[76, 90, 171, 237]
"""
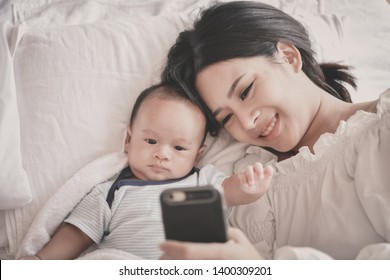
[260, 115, 277, 137]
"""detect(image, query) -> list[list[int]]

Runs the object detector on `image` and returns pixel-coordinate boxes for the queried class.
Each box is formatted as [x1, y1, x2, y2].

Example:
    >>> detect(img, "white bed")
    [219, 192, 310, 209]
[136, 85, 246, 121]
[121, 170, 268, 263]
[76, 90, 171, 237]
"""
[0, 0, 389, 260]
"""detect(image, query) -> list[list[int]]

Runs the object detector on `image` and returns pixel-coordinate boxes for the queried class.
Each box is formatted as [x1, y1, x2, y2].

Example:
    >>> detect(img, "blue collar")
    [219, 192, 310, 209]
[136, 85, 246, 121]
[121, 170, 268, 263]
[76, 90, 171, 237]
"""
[118, 167, 199, 187]
[105, 166, 199, 208]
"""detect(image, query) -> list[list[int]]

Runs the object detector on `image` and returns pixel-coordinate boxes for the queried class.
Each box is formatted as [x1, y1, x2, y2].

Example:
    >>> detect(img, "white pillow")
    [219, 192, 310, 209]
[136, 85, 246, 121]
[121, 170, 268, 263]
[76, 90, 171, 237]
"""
[12, 0, 210, 27]
[295, 13, 350, 64]
[14, 13, 193, 198]
[0, 21, 32, 210]
[2, 0, 215, 258]
[2, 11, 198, 258]
[1, 0, 349, 258]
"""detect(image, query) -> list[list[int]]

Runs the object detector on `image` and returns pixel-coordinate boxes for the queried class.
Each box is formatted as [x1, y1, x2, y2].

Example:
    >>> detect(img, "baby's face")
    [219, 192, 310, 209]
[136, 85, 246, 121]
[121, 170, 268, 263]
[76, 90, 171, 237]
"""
[125, 97, 206, 181]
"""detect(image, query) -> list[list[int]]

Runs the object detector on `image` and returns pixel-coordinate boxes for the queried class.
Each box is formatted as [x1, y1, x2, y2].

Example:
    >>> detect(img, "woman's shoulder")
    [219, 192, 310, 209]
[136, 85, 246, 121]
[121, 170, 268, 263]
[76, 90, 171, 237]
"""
[274, 91, 390, 175]
[337, 89, 389, 131]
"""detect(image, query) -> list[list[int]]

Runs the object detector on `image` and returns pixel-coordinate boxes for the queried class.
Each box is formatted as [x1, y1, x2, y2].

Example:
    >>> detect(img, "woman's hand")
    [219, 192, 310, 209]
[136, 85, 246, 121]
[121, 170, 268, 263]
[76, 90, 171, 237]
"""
[159, 227, 264, 260]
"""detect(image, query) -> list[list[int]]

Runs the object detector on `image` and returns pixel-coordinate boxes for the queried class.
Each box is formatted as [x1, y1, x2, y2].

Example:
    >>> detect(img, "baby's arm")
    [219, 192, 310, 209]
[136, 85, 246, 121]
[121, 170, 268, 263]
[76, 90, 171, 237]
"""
[22, 223, 94, 260]
[222, 162, 273, 206]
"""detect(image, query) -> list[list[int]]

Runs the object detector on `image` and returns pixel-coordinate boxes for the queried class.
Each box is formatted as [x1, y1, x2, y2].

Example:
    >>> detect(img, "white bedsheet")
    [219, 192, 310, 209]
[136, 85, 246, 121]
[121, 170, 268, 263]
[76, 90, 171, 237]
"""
[322, 0, 390, 102]
[16, 151, 128, 259]
[1, 0, 389, 259]
[0, 0, 12, 22]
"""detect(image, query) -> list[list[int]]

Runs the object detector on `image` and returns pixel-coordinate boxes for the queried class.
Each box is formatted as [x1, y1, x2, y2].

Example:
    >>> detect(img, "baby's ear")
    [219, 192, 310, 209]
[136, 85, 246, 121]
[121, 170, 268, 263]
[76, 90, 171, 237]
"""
[195, 144, 207, 163]
[124, 125, 132, 152]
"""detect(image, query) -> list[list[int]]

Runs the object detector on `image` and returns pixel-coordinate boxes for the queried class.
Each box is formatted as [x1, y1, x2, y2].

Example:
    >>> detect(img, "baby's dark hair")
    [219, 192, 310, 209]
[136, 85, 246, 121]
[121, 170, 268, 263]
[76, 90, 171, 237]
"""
[130, 82, 209, 144]
[162, 1, 357, 136]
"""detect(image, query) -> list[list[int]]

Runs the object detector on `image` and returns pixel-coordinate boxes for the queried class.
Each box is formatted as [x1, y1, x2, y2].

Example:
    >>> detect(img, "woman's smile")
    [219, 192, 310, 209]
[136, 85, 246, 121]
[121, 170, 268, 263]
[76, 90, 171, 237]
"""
[259, 114, 278, 138]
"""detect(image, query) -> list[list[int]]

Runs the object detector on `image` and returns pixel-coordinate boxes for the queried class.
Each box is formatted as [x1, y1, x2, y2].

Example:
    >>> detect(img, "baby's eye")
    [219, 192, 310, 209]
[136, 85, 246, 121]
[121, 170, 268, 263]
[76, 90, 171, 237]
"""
[221, 113, 233, 127]
[174, 146, 186, 151]
[240, 81, 254, 101]
[145, 139, 157, 144]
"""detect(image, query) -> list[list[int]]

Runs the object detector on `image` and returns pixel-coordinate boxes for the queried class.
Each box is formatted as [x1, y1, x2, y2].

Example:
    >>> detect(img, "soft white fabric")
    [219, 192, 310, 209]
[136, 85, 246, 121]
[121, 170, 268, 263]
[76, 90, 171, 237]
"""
[3, 10, 197, 259]
[355, 243, 390, 260]
[274, 246, 333, 260]
[294, 14, 349, 64]
[0, 0, 12, 22]
[65, 164, 226, 260]
[230, 89, 390, 260]
[1, 0, 351, 258]
[12, 0, 210, 27]
[16, 151, 128, 259]
[77, 248, 143, 260]
[322, 0, 390, 103]
[0, 21, 31, 210]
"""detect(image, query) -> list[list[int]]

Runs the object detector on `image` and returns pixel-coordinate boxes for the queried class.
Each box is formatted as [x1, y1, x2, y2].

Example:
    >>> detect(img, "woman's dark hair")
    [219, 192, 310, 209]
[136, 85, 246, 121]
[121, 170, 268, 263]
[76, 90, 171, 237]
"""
[162, 1, 356, 136]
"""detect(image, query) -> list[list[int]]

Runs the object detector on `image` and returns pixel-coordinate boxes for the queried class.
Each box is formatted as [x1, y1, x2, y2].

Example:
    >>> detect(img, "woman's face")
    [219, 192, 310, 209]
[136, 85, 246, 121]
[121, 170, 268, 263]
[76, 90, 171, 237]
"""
[195, 53, 315, 152]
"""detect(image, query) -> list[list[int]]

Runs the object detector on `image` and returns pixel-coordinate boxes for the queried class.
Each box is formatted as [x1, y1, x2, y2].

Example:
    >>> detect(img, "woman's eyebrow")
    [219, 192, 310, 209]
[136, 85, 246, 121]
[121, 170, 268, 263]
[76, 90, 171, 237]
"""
[213, 73, 246, 117]
[227, 73, 246, 98]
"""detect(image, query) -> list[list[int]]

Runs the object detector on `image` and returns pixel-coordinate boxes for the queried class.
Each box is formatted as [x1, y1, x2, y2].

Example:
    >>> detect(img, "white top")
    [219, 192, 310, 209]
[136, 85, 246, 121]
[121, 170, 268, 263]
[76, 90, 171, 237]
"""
[230, 89, 390, 259]
[65, 164, 227, 259]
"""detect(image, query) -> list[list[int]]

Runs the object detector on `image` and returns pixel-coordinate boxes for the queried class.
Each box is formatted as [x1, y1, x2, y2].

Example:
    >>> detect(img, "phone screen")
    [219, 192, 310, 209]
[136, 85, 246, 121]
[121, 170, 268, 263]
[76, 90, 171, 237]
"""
[160, 186, 227, 243]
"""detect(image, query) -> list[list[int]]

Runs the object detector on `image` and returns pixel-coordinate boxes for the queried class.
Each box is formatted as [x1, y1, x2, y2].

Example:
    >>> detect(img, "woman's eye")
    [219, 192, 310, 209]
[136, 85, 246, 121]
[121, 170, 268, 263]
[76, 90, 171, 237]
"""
[221, 113, 233, 127]
[145, 139, 156, 144]
[174, 146, 185, 151]
[239, 81, 254, 101]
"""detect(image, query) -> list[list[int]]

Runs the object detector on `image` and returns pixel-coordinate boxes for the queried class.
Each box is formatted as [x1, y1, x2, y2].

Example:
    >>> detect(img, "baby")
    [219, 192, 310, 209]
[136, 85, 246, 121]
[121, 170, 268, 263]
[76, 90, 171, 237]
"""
[22, 83, 273, 260]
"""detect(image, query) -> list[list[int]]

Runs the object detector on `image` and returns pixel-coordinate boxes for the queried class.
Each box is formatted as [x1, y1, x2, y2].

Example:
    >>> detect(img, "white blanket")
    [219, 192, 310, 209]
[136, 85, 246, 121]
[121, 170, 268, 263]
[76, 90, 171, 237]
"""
[16, 151, 129, 259]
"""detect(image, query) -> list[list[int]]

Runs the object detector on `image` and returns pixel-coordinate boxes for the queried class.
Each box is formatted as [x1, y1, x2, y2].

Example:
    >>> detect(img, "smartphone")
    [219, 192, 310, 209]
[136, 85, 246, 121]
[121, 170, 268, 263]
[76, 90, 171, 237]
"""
[160, 186, 227, 243]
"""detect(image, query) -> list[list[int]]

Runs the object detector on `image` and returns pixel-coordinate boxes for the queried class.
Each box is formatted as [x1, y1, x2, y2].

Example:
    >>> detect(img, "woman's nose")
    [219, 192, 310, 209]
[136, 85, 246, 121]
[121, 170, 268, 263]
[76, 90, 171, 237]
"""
[237, 110, 260, 130]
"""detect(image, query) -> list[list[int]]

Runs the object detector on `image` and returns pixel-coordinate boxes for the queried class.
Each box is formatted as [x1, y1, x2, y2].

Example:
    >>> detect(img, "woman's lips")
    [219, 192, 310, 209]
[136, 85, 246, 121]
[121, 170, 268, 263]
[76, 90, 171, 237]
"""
[258, 114, 278, 140]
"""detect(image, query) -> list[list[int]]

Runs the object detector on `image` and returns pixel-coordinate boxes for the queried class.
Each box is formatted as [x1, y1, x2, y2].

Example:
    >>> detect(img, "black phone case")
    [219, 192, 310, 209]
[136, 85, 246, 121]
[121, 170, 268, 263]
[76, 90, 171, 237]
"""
[160, 186, 227, 243]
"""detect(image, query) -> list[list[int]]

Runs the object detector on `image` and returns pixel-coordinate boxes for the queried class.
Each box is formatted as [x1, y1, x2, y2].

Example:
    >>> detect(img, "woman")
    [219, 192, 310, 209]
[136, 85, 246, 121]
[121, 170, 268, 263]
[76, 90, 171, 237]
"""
[160, 1, 390, 259]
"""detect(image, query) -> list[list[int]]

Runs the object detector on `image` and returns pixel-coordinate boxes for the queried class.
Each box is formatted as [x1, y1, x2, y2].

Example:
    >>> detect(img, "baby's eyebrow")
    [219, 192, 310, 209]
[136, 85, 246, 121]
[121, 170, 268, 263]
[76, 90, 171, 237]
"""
[213, 108, 222, 117]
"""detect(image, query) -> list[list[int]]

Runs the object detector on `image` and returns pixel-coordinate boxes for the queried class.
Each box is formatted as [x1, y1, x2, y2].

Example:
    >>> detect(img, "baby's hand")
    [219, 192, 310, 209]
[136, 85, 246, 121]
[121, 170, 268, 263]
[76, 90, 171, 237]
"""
[238, 162, 274, 195]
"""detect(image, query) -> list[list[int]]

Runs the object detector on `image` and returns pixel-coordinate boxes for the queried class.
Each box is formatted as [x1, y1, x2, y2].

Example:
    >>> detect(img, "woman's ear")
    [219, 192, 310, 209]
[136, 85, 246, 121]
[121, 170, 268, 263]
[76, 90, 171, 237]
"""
[124, 125, 132, 153]
[276, 41, 302, 73]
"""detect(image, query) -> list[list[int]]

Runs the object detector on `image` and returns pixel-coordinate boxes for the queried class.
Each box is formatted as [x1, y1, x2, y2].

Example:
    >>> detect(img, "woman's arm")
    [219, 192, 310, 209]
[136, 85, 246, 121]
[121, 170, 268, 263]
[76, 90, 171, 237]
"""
[222, 162, 273, 206]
